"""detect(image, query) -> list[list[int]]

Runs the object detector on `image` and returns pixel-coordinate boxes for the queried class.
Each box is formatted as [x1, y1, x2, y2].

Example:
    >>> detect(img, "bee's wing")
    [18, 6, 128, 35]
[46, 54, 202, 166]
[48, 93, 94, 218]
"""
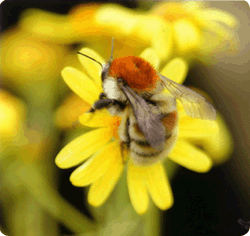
[121, 85, 165, 151]
[160, 74, 216, 120]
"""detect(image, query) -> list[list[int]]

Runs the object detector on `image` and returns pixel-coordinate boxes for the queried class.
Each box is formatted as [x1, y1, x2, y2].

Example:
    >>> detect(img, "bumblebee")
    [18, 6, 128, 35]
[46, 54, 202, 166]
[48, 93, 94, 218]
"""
[78, 42, 216, 165]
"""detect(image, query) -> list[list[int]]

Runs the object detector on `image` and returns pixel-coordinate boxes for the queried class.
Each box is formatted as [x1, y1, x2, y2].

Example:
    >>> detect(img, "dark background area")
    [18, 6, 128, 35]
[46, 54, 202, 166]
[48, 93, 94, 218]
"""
[1, 1, 250, 236]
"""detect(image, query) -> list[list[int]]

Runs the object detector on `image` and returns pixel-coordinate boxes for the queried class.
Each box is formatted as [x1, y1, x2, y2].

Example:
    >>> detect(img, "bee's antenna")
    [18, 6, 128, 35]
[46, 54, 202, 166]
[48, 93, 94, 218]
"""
[77, 52, 103, 68]
[109, 37, 115, 61]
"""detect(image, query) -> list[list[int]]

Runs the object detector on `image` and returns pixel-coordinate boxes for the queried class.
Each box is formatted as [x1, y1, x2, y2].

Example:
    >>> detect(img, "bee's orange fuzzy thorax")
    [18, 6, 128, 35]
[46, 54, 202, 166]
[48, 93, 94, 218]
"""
[108, 56, 159, 91]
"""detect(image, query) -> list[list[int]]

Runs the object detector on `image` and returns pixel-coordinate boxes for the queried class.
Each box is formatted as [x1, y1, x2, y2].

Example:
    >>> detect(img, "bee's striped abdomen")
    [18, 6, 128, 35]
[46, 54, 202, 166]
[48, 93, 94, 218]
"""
[161, 111, 178, 133]
[128, 110, 178, 165]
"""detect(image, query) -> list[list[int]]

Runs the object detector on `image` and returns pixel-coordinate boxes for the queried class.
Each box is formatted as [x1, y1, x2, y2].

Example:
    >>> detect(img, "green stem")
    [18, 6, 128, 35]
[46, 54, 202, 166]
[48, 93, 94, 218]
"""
[24, 81, 96, 233]
[16, 160, 96, 233]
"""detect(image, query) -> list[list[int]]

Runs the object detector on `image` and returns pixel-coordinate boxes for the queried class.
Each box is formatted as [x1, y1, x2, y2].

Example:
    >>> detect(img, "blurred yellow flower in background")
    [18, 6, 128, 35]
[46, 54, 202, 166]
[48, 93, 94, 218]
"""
[95, 2, 237, 62]
[19, 8, 78, 44]
[17, 2, 238, 65]
[150, 1, 237, 57]
[0, 27, 68, 88]
[0, 90, 26, 141]
[54, 93, 91, 130]
[69, 3, 107, 38]
[55, 47, 232, 214]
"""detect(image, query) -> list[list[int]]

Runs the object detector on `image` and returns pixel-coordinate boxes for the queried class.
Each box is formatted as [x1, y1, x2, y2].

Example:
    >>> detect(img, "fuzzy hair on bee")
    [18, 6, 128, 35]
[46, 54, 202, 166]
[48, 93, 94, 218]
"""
[77, 39, 216, 166]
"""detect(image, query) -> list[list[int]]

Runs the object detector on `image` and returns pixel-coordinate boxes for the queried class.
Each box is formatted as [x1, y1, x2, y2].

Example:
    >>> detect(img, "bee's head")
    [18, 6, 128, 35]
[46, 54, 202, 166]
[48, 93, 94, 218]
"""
[77, 39, 162, 102]
[106, 56, 160, 92]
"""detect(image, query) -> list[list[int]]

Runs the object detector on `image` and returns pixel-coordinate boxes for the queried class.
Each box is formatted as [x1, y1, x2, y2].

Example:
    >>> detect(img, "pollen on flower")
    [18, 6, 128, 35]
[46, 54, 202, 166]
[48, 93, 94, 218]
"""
[111, 117, 122, 140]
[108, 56, 159, 91]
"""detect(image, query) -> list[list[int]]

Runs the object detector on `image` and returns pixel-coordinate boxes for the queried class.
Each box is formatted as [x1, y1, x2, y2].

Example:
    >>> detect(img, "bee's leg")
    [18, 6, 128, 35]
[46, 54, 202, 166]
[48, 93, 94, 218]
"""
[88, 99, 116, 112]
[120, 141, 129, 164]
[99, 93, 106, 99]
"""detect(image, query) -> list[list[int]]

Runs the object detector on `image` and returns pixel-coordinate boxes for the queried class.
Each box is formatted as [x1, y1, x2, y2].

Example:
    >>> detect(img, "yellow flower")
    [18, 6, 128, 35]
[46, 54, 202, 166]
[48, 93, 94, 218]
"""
[18, 4, 150, 60]
[176, 86, 233, 165]
[92, 2, 237, 61]
[54, 93, 91, 130]
[19, 8, 78, 44]
[0, 90, 26, 141]
[55, 48, 231, 214]
[18, 4, 111, 44]
[86, 4, 171, 60]
[0, 26, 68, 86]
[150, 1, 237, 57]
[17, 3, 237, 64]
[0, 90, 51, 162]
[69, 3, 107, 38]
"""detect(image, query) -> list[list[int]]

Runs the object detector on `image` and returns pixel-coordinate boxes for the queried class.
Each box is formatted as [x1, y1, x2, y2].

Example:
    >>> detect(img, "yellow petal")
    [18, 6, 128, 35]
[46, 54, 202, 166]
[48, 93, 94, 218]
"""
[132, 15, 167, 45]
[139, 48, 160, 70]
[0, 90, 26, 139]
[88, 142, 124, 206]
[79, 109, 115, 127]
[1, 27, 67, 83]
[78, 48, 105, 88]
[160, 57, 188, 84]
[200, 113, 233, 165]
[61, 67, 101, 104]
[150, 2, 189, 21]
[69, 3, 103, 37]
[19, 9, 77, 44]
[152, 22, 173, 61]
[195, 9, 237, 28]
[168, 139, 212, 173]
[55, 128, 113, 168]
[178, 116, 218, 139]
[199, 21, 236, 51]
[176, 100, 186, 116]
[54, 94, 91, 129]
[70, 142, 119, 186]
[95, 4, 137, 36]
[144, 162, 173, 210]
[183, 1, 204, 12]
[127, 160, 149, 215]
[173, 19, 201, 53]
